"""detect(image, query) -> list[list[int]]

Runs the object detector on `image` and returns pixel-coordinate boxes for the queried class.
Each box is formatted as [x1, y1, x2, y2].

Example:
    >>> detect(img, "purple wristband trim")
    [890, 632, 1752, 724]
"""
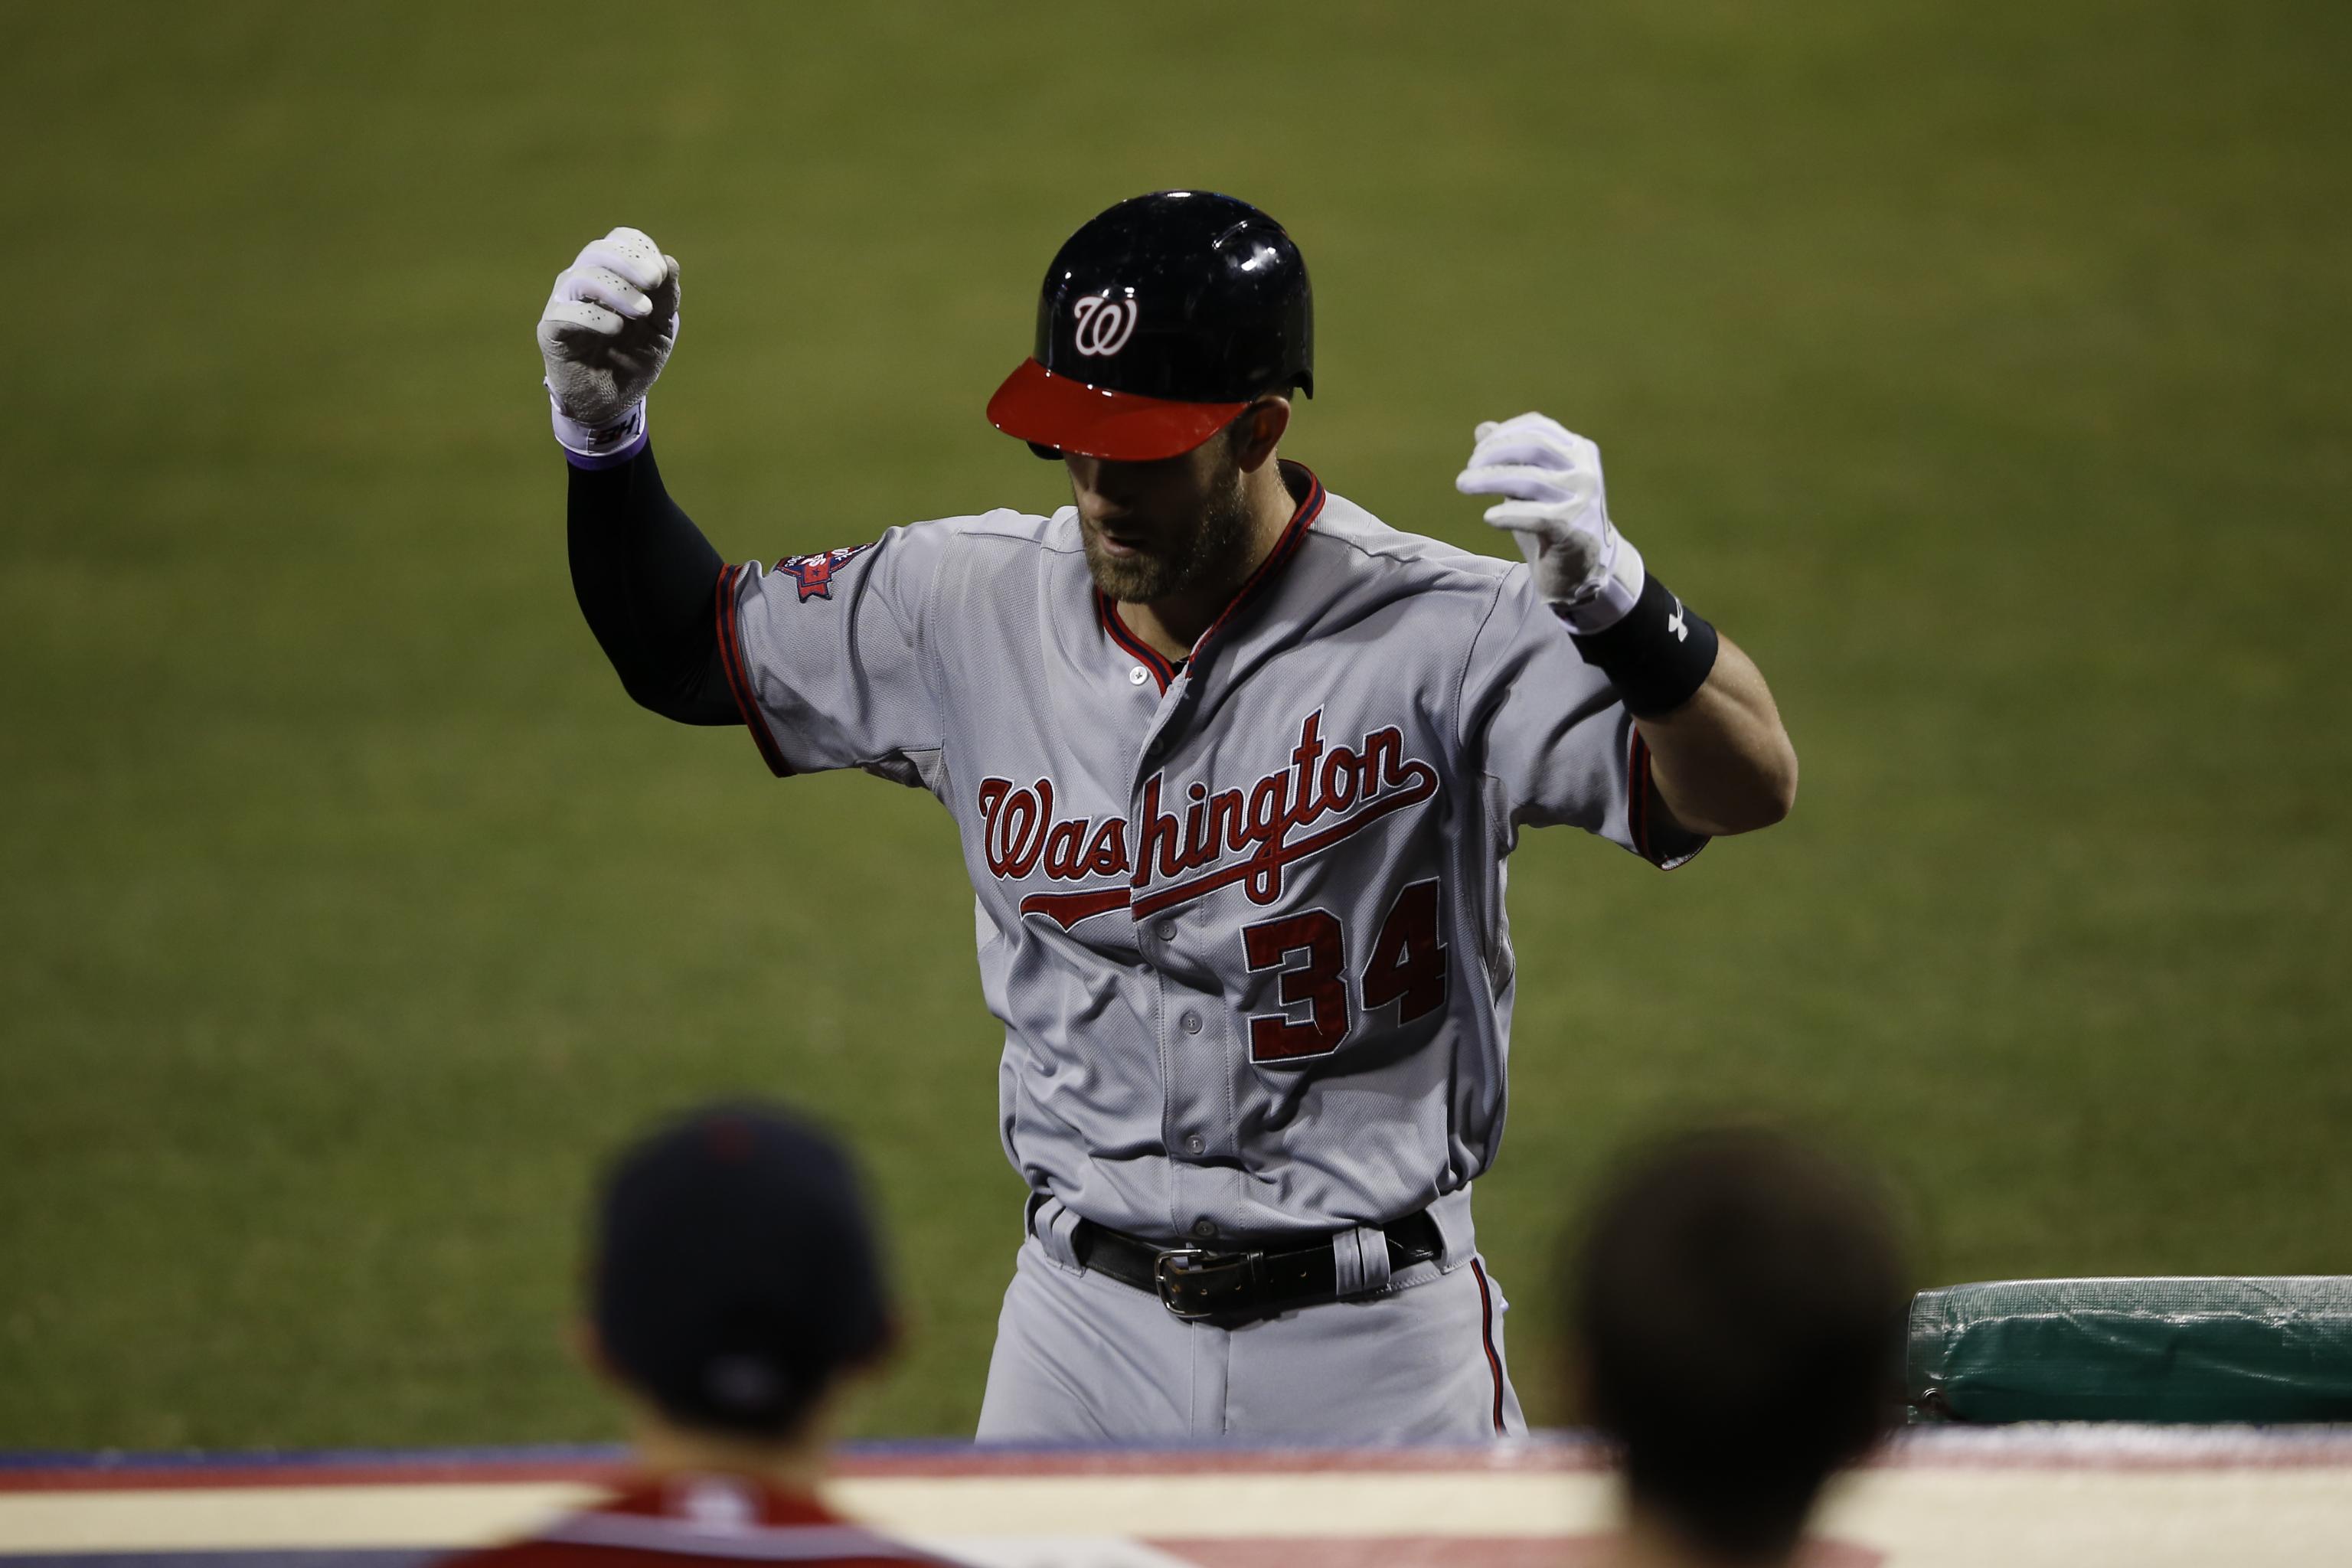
[563, 430, 648, 470]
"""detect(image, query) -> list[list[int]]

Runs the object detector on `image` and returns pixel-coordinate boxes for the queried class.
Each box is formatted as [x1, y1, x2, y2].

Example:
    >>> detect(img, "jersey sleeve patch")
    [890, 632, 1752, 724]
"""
[774, 541, 878, 602]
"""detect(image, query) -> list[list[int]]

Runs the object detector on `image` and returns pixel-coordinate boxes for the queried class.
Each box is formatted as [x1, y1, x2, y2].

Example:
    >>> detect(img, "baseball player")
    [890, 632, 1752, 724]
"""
[441, 1102, 962, 1568]
[539, 191, 1798, 1442]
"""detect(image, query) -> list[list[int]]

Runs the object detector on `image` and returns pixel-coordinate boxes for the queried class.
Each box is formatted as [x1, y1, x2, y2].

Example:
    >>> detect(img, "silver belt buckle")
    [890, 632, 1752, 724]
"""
[1152, 1246, 1220, 1320]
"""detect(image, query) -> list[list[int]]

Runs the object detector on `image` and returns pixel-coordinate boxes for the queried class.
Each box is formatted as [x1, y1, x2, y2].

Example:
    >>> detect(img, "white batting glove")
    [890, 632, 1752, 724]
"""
[537, 227, 680, 458]
[1454, 413, 1645, 634]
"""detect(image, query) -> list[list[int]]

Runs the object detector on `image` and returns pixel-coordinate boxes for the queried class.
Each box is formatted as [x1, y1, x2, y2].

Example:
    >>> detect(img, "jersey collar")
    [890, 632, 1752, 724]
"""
[1096, 459, 1326, 693]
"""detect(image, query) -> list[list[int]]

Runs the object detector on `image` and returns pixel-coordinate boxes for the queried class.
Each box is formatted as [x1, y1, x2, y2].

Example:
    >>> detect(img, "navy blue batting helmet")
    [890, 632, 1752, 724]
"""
[988, 190, 1314, 461]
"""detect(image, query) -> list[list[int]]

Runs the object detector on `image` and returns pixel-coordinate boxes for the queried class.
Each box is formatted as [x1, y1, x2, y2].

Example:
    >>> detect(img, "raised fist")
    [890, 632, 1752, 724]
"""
[537, 227, 680, 439]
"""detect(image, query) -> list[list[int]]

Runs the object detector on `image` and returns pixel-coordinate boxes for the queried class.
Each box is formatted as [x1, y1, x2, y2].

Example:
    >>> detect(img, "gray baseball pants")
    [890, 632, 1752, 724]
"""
[974, 1209, 1527, 1442]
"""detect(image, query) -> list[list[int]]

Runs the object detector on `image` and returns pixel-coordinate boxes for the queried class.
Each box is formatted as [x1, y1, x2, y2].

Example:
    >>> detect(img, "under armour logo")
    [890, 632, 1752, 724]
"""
[1666, 599, 1687, 642]
[1072, 293, 1140, 357]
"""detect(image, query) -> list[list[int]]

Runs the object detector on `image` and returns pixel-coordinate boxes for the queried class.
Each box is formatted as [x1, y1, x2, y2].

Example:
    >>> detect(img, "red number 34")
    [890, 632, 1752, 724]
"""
[1239, 879, 1449, 1063]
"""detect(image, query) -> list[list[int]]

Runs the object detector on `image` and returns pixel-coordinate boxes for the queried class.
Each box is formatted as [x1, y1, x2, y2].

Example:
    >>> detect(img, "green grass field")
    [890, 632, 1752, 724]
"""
[4, 0, 2347, 1447]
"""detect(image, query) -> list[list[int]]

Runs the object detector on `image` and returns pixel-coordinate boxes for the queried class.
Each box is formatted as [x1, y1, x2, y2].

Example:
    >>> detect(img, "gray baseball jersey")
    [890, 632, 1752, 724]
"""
[717, 460, 1703, 1253]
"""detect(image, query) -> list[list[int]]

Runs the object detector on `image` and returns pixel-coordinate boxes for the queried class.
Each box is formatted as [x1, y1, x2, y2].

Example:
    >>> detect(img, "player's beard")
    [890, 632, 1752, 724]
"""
[1080, 459, 1255, 606]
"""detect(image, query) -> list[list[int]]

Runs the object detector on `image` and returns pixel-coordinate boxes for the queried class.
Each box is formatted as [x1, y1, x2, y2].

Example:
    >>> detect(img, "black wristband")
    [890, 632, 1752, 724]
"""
[1564, 569, 1720, 717]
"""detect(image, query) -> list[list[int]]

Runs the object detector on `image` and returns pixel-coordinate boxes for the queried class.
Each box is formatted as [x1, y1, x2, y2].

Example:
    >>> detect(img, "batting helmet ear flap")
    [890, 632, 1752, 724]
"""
[1027, 441, 1063, 461]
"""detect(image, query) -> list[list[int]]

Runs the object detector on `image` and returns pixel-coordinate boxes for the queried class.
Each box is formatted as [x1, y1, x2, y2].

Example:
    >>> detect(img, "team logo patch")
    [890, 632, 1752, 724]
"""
[774, 542, 876, 602]
[1072, 292, 1140, 357]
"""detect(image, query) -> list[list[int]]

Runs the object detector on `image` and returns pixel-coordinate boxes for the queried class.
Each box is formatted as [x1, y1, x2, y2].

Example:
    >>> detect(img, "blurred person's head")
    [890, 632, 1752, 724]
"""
[581, 1101, 894, 1472]
[1567, 1125, 1910, 1566]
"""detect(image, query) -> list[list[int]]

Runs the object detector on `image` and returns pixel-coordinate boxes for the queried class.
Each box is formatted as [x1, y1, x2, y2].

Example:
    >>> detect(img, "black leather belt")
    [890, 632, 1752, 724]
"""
[1070, 1210, 1444, 1321]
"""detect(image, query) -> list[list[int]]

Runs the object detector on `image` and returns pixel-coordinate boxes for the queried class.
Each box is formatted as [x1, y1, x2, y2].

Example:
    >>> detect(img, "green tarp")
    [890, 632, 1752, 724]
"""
[1907, 1276, 2352, 1423]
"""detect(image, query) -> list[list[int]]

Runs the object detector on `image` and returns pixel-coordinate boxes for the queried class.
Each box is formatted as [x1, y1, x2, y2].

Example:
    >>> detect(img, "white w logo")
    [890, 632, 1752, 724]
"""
[1071, 294, 1140, 357]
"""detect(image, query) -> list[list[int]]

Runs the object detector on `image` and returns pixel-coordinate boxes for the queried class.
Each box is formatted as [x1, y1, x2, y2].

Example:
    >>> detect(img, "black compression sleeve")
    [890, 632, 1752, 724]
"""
[566, 444, 740, 726]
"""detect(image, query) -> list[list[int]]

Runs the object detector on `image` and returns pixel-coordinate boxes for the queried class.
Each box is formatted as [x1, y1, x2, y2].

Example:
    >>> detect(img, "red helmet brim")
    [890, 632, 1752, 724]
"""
[986, 359, 1245, 462]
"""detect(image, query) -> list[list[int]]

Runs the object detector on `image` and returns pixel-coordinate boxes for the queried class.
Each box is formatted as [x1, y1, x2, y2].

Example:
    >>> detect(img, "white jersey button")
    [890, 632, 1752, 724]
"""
[1129, 665, 1148, 685]
[1180, 1011, 1201, 1034]
[1185, 1135, 1206, 1155]
[1191, 1219, 1215, 1238]
[1155, 920, 1178, 941]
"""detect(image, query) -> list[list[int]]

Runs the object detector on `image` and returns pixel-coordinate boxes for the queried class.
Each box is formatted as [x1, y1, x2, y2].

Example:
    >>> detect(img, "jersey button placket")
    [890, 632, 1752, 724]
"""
[1145, 908, 1189, 1225]
[1132, 719, 1211, 1238]
[1179, 1005, 1206, 1160]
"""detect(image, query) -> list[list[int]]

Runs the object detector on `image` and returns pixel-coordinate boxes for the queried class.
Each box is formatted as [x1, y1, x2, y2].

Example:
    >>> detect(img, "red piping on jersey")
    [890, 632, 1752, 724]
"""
[715, 564, 793, 779]
[1628, 730, 1710, 871]
[1472, 1258, 1507, 1436]
[1193, 462, 1325, 664]
[1092, 462, 1326, 692]
[1098, 593, 1178, 691]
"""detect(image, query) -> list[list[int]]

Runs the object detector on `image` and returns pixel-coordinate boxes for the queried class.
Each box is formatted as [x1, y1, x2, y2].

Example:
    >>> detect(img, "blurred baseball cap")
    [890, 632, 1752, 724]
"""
[591, 1102, 892, 1439]
[988, 190, 1315, 462]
